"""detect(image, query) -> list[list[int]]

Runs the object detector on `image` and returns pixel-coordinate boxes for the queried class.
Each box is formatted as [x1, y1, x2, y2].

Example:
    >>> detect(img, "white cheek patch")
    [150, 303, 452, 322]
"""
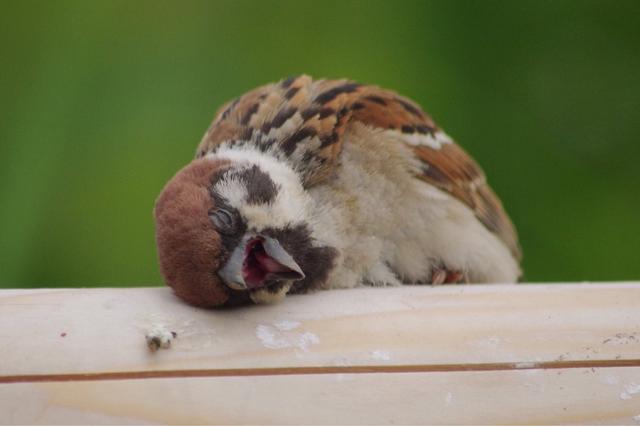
[382, 129, 453, 150]
[241, 204, 284, 229]
[239, 185, 309, 230]
[213, 177, 248, 208]
[209, 145, 300, 191]
[207, 146, 313, 232]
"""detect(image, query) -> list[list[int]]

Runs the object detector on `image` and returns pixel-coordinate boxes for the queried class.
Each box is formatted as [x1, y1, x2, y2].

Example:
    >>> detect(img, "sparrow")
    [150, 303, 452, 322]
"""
[154, 75, 521, 307]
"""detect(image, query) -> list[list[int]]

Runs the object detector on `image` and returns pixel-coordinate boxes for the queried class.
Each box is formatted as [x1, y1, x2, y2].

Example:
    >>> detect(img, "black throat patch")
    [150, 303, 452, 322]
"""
[261, 224, 339, 294]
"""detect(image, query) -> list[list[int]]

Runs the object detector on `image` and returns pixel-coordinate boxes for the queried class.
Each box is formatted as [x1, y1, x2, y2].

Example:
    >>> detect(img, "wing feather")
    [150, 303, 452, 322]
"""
[197, 76, 521, 260]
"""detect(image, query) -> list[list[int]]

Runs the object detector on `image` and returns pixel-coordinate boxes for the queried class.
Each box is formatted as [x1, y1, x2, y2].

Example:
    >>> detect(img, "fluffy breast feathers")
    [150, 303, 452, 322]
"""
[197, 75, 521, 261]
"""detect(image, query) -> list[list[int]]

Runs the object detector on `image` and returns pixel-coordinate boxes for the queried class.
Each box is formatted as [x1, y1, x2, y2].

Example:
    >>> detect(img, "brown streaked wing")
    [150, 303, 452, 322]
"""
[197, 84, 273, 157]
[195, 77, 520, 259]
[196, 76, 372, 186]
[348, 87, 522, 261]
[412, 141, 521, 261]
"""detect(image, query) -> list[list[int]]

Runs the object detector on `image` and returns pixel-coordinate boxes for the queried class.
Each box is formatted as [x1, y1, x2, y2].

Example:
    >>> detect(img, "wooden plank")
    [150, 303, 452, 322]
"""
[1, 284, 640, 378]
[1, 284, 640, 425]
[2, 367, 640, 425]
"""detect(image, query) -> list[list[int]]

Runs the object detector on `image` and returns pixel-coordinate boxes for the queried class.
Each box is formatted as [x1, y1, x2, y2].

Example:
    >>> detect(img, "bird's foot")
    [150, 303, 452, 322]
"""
[430, 266, 466, 285]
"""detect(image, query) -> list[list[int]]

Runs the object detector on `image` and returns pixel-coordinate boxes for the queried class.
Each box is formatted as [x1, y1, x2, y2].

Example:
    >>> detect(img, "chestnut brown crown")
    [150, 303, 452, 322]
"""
[154, 158, 233, 307]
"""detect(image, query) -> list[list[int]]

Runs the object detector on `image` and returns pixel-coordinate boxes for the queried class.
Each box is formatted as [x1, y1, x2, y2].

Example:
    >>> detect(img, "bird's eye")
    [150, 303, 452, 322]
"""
[209, 208, 236, 234]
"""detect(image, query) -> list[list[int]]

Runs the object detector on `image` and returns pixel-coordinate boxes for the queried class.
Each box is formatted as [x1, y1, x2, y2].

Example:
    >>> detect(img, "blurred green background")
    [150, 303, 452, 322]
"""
[1, 0, 638, 288]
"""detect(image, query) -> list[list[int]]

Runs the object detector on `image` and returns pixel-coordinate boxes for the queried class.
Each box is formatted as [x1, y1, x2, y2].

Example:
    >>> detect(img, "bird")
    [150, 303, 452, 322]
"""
[154, 75, 521, 307]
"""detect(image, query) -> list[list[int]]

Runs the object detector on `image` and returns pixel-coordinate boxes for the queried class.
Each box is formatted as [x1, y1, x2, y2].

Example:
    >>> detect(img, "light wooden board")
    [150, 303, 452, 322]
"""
[2, 368, 640, 425]
[1, 284, 640, 377]
[1, 284, 640, 424]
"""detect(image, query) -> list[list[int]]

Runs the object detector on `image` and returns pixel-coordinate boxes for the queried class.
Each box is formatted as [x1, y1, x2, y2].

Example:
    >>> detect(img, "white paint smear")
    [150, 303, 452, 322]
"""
[371, 350, 391, 361]
[445, 392, 453, 404]
[256, 322, 319, 351]
[273, 320, 300, 331]
[633, 414, 640, 423]
[621, 383, 640, 400]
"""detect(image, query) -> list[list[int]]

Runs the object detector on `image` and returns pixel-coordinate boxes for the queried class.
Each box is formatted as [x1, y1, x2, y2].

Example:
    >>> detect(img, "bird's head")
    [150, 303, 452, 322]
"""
[154, 153, 315, 307]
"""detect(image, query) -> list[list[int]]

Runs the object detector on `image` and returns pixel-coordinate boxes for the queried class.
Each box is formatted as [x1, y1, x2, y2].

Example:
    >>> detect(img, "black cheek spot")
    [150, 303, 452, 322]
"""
[234, 165, 279, 204]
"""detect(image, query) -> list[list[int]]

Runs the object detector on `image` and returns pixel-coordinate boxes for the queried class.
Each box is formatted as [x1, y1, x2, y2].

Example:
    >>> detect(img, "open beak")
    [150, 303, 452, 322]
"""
[218, 235, 305, 291]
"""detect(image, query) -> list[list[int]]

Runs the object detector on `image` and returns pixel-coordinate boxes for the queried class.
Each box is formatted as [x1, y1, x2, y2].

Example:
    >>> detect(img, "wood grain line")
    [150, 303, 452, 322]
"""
[2, 359, 639, 384]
